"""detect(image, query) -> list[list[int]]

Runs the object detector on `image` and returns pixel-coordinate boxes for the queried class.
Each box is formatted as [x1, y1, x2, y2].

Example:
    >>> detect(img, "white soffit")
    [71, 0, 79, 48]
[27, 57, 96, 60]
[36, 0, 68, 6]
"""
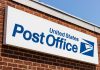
[12, 0, 100, 34]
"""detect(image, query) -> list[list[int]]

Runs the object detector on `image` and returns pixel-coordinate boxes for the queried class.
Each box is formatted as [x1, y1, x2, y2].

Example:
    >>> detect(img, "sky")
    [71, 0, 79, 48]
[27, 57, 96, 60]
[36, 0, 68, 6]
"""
[39, 0, 100, 27]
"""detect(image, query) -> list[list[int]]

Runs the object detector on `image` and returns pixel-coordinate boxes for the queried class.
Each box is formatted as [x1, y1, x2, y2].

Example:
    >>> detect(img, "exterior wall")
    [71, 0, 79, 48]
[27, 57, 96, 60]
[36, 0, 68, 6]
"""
[0, 0, 100, 70]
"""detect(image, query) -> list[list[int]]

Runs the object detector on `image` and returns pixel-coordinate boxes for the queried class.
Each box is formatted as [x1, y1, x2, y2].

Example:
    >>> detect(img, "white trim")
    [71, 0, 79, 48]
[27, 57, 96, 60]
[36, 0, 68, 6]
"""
[33, 0, 39, 2]
[12, 0, 100, 33]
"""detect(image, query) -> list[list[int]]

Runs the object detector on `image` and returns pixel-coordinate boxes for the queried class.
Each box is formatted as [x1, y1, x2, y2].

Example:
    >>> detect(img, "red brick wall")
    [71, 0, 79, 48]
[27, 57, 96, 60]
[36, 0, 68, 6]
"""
[0, 0, 100, 70]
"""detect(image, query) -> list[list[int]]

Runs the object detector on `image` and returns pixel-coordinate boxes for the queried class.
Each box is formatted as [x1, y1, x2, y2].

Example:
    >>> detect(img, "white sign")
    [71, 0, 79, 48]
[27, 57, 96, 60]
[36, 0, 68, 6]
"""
[4, 6, 98, 64]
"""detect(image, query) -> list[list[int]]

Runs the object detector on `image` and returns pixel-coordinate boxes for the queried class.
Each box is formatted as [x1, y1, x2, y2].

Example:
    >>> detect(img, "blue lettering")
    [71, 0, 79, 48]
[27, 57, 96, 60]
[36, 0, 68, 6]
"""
[32, 33, 39, 43]
[12, 24, 79, 54]
[40, 32, 45, 44]
[66, 43, 72, 51]
[23, 30, 32, 40]
[46, 34, 55, 46]
[72, 45, 78, 53]
[12, 24, 24, 37]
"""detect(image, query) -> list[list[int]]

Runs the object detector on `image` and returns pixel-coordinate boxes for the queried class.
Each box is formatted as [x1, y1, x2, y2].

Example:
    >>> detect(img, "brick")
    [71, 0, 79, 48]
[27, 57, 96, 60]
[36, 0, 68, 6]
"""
[45, 69, 52, 70]
[36, 63, 41, 67]
[1, 52, 9, 57]
[41, 13, 49, 20]
[32, 66, 37, 70]
[18, 64, 27, 69]
[14, 59, 23, 64]
[32, 62, 37, 66]
[56, 66, 63, 70]
[7, 1, 15, 8]
[18, 56, 27, 61]
[0, 7, 4, 12]
[8, 63, 17, 67]
[0, 57, 2, 61]
[15, 5, 24, 11]
[24, 7, 33, 14]
[33, 62, 41, 67]
[27, 66, 32, 70]
[2, 66, 12, 70]
[0, 66, 2, 69]
[0, 61, 7, 66]
[24, 61, 32, 66]
[23, 53, 32, 58]
[13, 68, 23, 70]
[37, 67, 44, 70]
[27, 65, 37, 70]
[41, 63, 48, 68]
[14, 51, 24, 56]
[0, 3, 2, 6]
[3, 57, 13, 63]
[0, 18, 3, 23]
[49, 65, 56, 69]
[2, 49, 14, 55]
[0, 15, 3, 19]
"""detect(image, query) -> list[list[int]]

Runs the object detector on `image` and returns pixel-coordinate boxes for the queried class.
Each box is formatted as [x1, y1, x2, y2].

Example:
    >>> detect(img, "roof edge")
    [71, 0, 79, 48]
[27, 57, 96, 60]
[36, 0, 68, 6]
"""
[35, 1, 100, 28]
[12, 0, 100, 34]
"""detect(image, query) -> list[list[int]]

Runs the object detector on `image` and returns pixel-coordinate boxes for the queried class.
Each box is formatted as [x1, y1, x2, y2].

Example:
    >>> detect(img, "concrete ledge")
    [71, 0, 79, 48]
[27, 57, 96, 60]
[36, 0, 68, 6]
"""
[12, 0, 100, 34]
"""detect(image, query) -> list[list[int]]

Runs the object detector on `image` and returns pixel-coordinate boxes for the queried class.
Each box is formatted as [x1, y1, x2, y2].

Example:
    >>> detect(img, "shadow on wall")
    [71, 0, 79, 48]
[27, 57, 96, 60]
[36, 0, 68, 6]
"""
[1, 45, 96, 70]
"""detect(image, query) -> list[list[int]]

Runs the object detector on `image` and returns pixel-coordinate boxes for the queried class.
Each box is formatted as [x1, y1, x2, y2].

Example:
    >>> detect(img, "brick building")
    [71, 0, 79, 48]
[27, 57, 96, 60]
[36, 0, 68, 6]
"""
[0, 0, 100, 70]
